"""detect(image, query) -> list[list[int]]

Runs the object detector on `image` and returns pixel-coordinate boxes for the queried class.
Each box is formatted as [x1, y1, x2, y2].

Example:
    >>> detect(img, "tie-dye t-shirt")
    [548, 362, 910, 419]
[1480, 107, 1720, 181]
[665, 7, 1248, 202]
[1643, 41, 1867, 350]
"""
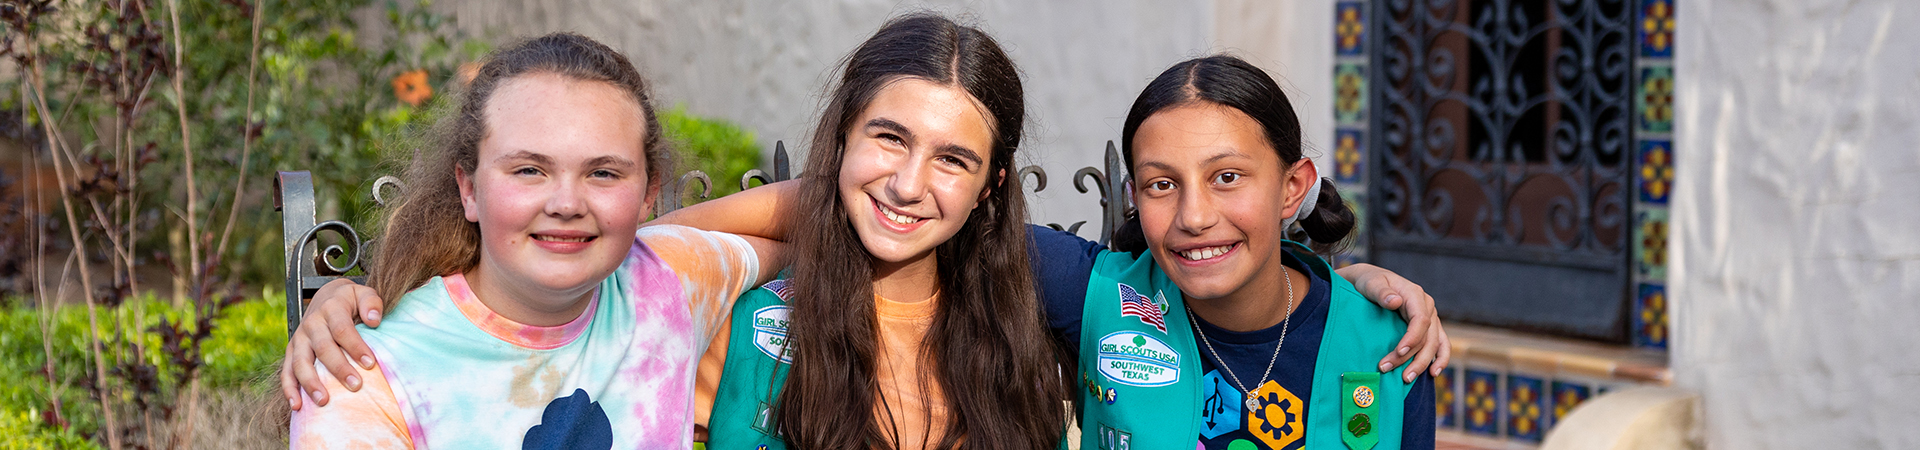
[289, 225, 759, 449]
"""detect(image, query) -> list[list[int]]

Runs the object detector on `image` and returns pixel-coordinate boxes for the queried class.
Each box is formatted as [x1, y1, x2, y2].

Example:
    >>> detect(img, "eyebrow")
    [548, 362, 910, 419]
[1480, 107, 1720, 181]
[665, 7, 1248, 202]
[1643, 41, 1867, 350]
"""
[1134, 149, 1251, 173]
[495, 150, 553, 165]
[584, 155, 638, 169]
[865, 117, 987, 167]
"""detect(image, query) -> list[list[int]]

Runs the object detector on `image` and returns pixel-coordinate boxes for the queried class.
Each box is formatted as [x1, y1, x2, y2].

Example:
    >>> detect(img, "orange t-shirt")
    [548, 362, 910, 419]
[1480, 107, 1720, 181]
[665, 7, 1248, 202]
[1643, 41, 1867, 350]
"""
[695, 291, 949, 448]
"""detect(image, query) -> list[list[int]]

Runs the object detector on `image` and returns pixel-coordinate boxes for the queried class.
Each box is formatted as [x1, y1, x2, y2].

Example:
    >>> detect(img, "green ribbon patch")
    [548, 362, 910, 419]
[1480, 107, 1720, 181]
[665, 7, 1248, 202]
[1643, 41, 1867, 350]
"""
[1340, 372, 1382, 449]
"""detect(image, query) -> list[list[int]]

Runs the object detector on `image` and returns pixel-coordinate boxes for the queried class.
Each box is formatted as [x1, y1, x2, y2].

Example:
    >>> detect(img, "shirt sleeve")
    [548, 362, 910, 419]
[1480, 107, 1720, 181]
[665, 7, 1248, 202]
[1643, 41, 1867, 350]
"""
[289, 360, 412, 449]
[1401, 372, 1437, 448]
[636, 225, 762, 349]
[1025, 224, 1105, 358]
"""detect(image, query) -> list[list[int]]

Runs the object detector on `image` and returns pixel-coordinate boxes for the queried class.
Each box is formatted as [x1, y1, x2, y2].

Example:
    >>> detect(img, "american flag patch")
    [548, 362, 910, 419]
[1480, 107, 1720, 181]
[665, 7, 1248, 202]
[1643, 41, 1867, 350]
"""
[763, 279, 796, 300]
[1118, 283, 1167, 333]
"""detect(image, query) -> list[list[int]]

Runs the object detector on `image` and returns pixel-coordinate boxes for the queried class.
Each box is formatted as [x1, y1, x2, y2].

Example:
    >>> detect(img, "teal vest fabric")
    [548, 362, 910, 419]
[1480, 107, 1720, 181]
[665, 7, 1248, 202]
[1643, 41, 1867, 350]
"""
[1075, 242, 1410, 450]
[708, 280, 795, 450]
[708, 280, 1075, 449]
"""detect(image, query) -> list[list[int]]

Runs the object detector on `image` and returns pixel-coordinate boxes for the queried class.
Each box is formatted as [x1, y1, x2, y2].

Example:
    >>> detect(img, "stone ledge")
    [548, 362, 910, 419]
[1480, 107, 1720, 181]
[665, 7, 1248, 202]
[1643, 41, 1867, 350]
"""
[1447, 322, 1670, 385]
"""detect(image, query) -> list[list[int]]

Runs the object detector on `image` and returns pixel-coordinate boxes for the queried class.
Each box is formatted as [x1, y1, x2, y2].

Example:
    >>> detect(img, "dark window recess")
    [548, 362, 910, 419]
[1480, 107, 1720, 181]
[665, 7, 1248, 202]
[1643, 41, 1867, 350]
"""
[1369, 0, 1635, 342]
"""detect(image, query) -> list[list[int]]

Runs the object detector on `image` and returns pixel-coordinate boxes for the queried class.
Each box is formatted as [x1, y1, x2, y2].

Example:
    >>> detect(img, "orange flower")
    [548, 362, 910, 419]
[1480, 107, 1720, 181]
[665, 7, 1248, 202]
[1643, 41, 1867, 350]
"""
[393, 69, 432, 106]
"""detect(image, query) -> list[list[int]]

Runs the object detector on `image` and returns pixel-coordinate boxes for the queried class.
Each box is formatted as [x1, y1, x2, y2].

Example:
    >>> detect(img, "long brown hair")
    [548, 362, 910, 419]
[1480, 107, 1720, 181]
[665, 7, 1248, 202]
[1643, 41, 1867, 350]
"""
[775, 13, 1068, 450]
[369, 33, 670, 305]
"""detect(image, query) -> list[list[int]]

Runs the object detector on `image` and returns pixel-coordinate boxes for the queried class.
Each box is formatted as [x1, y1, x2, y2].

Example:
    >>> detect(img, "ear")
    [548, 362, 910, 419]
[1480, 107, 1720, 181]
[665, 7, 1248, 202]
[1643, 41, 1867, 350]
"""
[457, 166, 480, 223]
[1284, 158, 1321, 219]
[979, 168, 1005, 204]
[640, 173, 663, 220]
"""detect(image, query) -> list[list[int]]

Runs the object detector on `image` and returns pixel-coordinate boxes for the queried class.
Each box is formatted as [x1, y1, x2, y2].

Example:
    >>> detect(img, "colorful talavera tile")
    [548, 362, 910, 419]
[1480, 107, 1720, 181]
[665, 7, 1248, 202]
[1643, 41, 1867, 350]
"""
[1506, 375, 1546, 442]
[1636, 283, 1670, 349]
[1334, 128, 1366, 184]
[1435, 366, 1458, 428]
[1640, 0, 1676, 58]
[1637, 66, 1674, 133]
[1551, 382, 1592, 425]
[1336, 2, 1366, 56]
[1335, 63, 1367, 125]
[1635, 208, 1669, 279]
[1638, 140, 1674, 204]
[1463, 369, 1500, 436]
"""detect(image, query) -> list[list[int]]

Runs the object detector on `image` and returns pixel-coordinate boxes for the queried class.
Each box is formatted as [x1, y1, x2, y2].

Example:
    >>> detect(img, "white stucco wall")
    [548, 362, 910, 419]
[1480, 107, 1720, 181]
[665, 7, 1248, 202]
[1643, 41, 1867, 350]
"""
[1672, 0, 1920, 448]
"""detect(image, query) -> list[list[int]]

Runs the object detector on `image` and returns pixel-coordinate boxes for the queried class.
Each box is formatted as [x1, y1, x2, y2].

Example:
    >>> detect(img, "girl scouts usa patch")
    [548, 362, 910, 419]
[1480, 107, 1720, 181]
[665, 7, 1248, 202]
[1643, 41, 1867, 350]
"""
[1096, 331, 1180, 387]
[751, 305, 793, 363]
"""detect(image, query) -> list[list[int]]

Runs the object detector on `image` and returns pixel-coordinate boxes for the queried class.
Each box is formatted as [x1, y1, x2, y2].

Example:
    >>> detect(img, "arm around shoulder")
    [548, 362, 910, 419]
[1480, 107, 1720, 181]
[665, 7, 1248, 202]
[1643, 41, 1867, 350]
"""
[288, 361, 412, 449]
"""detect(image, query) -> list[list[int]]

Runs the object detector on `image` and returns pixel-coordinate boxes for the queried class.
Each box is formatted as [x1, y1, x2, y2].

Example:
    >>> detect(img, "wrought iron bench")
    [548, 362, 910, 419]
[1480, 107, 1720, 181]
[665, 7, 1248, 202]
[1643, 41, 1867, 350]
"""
[277, 141, 1129, 336]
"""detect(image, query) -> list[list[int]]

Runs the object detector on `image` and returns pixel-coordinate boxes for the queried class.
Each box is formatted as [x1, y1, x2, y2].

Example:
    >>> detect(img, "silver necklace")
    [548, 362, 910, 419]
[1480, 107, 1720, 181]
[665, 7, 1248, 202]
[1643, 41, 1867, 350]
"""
[1190, 269, 1294, 411]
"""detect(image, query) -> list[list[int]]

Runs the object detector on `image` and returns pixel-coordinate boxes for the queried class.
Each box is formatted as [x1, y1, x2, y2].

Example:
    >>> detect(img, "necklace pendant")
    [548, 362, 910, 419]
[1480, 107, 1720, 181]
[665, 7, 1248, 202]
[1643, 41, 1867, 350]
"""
[1245, 395, 1261, 411]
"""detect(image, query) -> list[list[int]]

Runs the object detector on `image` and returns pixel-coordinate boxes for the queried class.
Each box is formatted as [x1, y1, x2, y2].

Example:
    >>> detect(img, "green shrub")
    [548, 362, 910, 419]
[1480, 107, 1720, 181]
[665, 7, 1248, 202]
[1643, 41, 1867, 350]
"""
[661, 105, 764, 203]
[0, 293, 287, 441]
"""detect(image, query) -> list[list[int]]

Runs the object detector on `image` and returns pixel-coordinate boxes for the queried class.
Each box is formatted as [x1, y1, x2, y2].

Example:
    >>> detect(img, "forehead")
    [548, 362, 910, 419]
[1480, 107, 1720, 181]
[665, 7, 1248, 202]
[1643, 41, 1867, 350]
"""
[480, 73, 648, 161]
[857, 78, 995, 151]
[1132, 102, 1277, 169]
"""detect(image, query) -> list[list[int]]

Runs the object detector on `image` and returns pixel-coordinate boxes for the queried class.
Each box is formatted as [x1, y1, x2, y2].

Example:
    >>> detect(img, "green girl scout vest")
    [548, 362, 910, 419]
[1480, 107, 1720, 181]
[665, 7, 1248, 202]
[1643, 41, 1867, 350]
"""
[709, 279, 797, 450]
[1077, 241, 1410, 450]
[709, 280, 1077, 449]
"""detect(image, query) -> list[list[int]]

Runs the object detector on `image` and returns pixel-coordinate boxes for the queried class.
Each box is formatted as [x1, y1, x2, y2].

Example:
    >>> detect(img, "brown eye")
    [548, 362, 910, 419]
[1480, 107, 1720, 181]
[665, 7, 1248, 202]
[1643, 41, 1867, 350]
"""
[1215, 172, 1242, 184]
[1149, 180, 1174, 191]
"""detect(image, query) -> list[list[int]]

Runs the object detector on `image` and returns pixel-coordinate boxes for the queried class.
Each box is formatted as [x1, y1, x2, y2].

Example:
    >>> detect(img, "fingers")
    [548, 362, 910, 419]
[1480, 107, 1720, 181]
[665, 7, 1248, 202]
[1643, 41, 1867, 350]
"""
[1379, 315, 1426, 374]
[280, 352, 301, 411]
[1432, 320, 1453, 376]
[314, 314, 364, 392]
[352, 284, 386, 328]
[287, 336, 329, 407]
[321, 288, 380, 373]
[1404, 323, 1440, 383]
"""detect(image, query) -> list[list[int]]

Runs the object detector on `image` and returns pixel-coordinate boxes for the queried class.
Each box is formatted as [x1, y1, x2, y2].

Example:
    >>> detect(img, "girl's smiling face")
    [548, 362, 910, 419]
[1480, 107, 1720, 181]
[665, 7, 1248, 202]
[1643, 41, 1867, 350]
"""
[836, 77, 997, 269]
[458, 72, 652, 322]
[1131, 102, 1316, 301]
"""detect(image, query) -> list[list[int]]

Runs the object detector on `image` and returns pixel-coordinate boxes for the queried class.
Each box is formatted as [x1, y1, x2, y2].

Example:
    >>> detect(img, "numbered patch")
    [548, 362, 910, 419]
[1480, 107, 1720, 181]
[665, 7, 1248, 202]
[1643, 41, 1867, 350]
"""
[1096, 423, 1133, 450]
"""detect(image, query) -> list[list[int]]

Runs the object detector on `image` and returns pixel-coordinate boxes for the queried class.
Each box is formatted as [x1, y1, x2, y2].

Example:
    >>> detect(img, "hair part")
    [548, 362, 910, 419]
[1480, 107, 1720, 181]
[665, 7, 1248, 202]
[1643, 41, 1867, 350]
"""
[776, 12, 1067, 449]
[369, 32, 670, 305]
[1111, 55, 1356, 255]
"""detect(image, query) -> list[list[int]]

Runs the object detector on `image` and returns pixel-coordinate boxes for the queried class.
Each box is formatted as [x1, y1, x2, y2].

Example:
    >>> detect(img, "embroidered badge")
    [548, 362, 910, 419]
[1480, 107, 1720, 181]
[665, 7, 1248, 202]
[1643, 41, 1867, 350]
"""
[1248, 380, 1305, 449]
[1199, 370, 1244, 439]
[1354, 385, 1375, 408]
[1118, 283, 1167, 332]
[750, 305, 793, 363]
[1095, 331, 1180, 387]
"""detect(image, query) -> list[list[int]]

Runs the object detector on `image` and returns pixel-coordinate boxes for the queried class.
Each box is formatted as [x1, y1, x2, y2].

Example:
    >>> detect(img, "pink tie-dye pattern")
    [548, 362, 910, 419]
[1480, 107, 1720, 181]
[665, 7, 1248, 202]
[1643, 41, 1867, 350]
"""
[289, 225, 756, 449]
[443, 273, 598, 350]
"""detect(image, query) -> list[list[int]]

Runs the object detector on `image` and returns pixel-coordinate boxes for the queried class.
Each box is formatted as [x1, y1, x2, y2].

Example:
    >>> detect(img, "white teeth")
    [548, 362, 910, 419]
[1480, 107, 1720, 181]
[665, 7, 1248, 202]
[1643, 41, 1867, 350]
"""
[879, 206, 922, 225]
[1181, 245, 1232, 260]
[535, 235, 591, 243]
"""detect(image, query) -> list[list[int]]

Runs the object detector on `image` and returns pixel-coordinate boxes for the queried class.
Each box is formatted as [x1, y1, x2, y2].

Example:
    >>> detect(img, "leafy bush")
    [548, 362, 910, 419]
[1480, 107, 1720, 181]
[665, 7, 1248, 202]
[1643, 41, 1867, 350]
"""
[0, 293, 286, 444]
[660, 105, 764, 203]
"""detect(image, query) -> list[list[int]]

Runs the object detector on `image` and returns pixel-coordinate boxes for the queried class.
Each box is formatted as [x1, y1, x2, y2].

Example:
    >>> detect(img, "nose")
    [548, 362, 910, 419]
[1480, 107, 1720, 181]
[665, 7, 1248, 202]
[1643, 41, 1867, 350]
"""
[545, 178, 585, 219]
[883, 159, 930, 207]
[1174, 187, 1218, 235]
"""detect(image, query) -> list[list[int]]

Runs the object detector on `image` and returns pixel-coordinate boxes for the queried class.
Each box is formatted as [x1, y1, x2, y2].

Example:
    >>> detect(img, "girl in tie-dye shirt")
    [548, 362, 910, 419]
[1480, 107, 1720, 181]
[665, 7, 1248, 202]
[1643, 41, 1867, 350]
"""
[285, 33, 783, 449]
